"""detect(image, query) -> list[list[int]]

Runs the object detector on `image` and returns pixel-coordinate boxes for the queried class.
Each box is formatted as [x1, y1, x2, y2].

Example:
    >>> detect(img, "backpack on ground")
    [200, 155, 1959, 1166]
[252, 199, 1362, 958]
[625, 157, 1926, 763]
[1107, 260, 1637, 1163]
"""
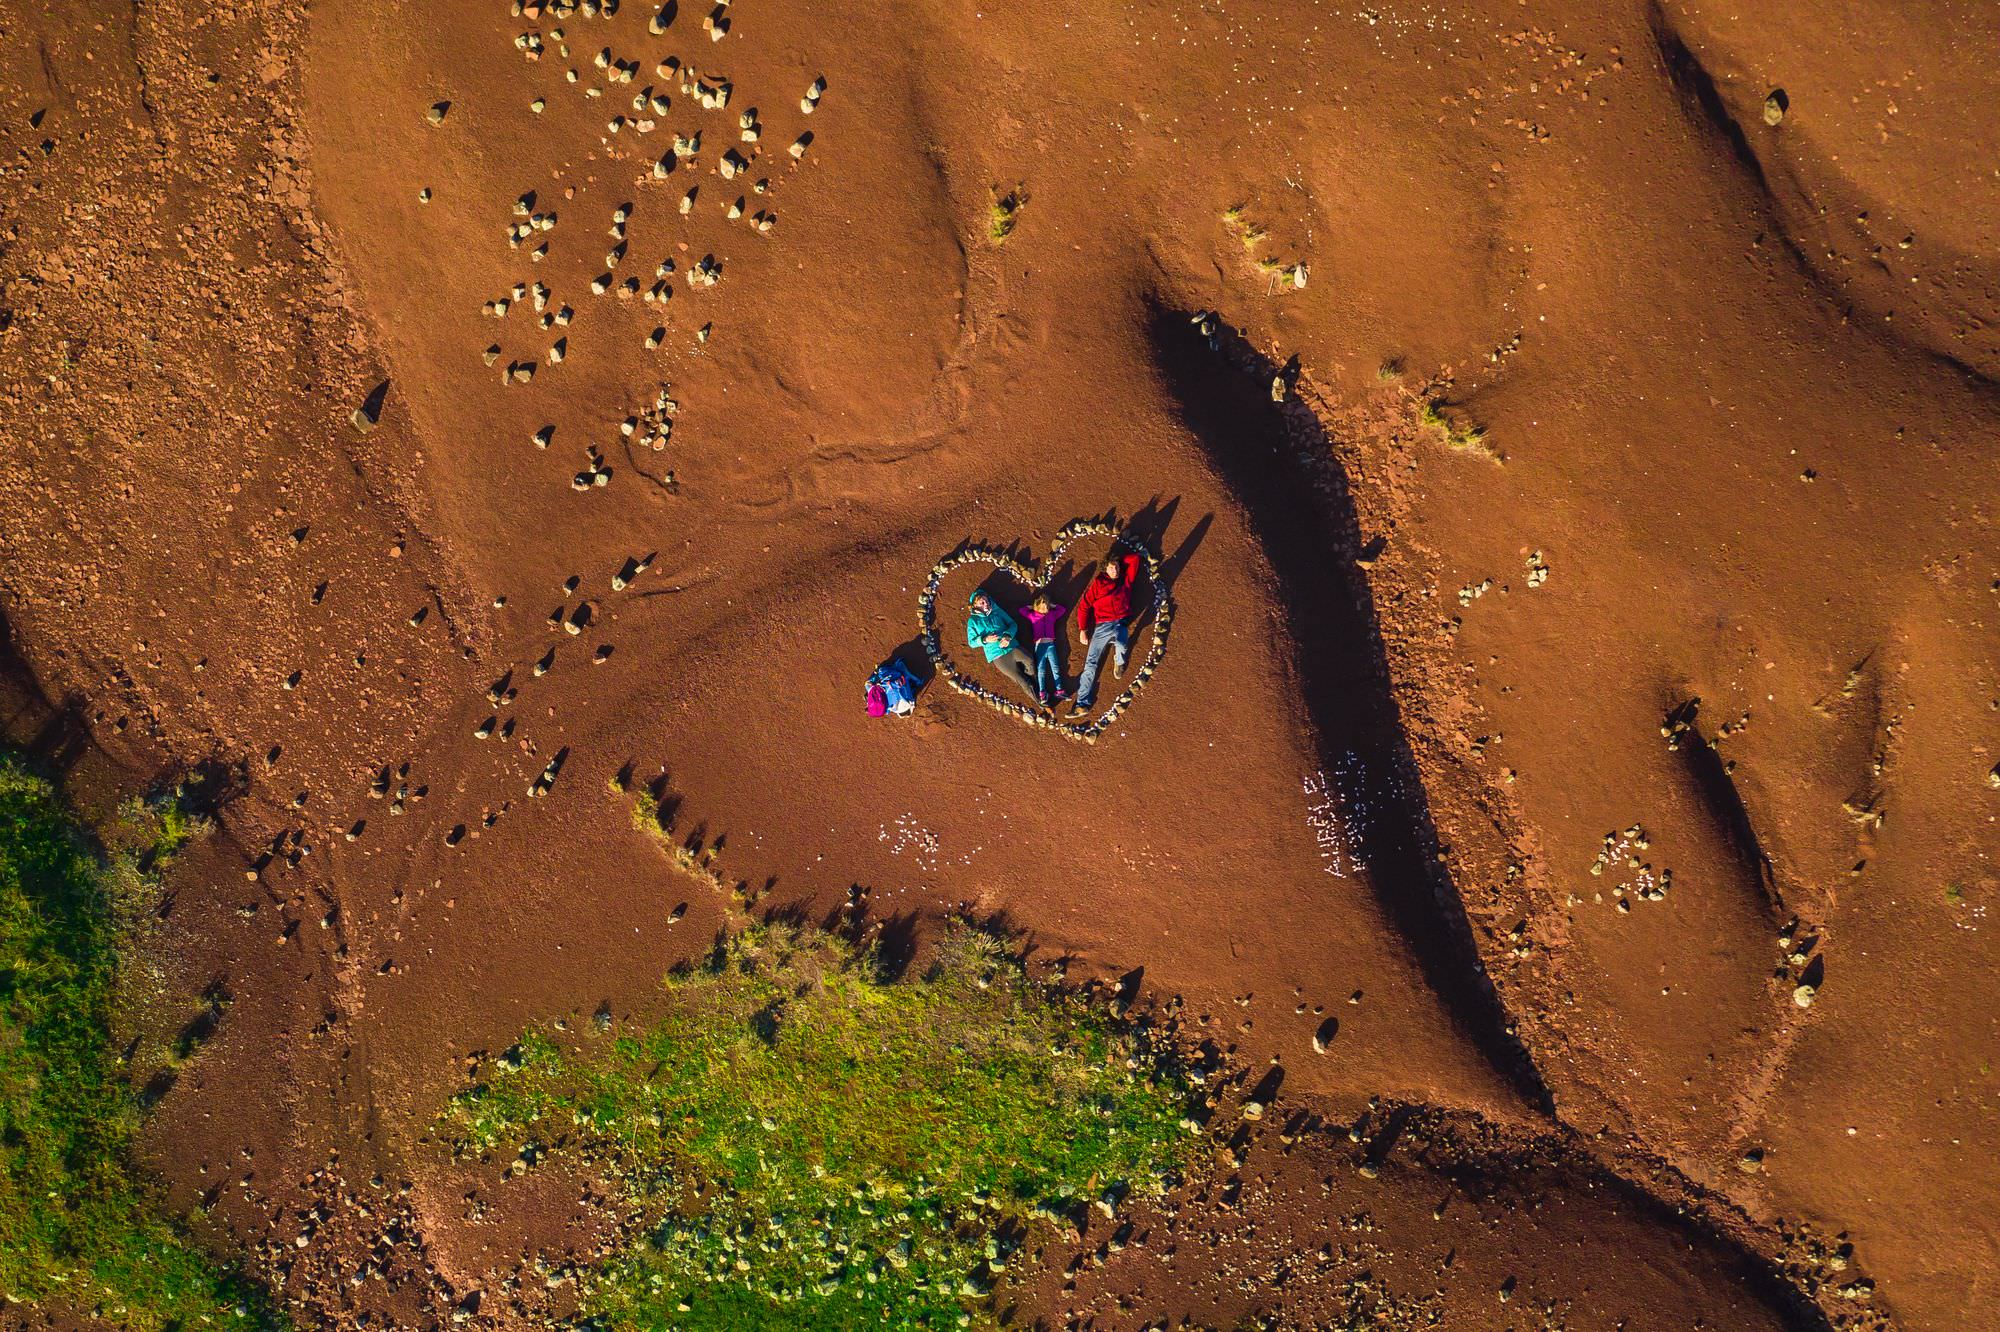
[867, 658, 920, 716]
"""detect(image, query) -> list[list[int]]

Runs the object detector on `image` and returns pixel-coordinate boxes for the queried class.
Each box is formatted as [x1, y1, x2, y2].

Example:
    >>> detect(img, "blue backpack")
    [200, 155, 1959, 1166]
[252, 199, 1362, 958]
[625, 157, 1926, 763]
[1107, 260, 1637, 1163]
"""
[867, 659, 919, 716]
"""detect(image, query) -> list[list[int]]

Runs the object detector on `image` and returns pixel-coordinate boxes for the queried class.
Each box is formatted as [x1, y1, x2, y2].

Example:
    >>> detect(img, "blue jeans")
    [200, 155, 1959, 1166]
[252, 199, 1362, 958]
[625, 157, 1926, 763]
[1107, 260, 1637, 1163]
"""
[1075, 621, 1129, 708]
[1032, 640, 1064, 699]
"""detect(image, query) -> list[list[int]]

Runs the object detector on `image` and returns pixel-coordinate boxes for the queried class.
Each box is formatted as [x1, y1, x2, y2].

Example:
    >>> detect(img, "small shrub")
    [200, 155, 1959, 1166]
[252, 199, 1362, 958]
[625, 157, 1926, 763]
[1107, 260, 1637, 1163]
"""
[988, 187, 1028, 244]
[1418, 399, 1500, 461]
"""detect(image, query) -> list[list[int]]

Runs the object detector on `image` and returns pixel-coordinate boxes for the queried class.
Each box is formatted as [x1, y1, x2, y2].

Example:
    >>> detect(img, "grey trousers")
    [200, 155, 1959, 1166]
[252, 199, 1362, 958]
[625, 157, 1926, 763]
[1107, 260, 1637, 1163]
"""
[987, 647, 1039, 701]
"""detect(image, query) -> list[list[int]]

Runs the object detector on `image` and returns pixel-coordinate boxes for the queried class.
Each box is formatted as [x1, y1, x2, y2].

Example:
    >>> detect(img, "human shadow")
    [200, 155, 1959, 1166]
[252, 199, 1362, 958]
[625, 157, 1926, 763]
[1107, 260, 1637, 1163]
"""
[1147, 301, 1553, 1115]
[1125, 495, 1213, 590]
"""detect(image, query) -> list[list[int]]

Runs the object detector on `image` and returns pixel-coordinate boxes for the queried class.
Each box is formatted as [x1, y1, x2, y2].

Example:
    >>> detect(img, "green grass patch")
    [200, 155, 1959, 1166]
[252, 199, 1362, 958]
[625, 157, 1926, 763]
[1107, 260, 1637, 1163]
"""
[0, 757, 278, 1328]
[1418, 398, 1501, 461]
[441, 921, 1199, 1329]
[987, 187, 1028, 245]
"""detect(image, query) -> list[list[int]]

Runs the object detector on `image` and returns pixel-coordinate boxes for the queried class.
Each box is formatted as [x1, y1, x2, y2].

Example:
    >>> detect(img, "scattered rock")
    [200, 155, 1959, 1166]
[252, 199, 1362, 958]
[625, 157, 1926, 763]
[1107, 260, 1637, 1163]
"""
[1312, 1016, 1338, 1054]
[350, 380, 390, 433]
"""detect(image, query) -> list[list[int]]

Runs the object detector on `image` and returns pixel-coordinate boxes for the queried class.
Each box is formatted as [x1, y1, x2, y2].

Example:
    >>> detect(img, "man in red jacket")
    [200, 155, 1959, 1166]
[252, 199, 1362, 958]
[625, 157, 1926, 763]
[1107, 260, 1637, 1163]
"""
[1073, 550, 1141, 711]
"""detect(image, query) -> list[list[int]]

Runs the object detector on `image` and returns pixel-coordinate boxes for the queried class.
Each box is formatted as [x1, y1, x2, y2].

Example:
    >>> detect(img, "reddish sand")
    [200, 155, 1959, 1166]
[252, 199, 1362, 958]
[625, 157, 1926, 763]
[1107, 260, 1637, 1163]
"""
[3, 0, 1996, 1326]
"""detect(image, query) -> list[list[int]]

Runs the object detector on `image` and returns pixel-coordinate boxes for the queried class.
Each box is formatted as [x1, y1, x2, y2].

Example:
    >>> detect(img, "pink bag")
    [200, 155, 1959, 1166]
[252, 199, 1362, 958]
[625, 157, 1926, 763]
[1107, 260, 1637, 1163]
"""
[866, 684, 888, 717]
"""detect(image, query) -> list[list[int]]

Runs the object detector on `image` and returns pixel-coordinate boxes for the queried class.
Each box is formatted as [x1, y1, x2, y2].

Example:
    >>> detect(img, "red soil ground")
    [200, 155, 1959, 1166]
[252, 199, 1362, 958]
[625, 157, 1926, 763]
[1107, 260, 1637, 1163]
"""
[3, 0, 1996, 1326]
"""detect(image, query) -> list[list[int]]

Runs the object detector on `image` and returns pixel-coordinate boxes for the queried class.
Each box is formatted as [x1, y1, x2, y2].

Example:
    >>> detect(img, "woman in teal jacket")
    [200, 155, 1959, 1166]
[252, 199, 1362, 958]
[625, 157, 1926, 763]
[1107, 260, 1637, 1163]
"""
[966, 590, 1040, 702]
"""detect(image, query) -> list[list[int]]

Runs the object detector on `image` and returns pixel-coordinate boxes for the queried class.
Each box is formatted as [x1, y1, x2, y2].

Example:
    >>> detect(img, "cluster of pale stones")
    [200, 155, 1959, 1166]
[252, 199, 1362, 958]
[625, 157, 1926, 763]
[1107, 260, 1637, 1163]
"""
[917, 520, 1174, 744]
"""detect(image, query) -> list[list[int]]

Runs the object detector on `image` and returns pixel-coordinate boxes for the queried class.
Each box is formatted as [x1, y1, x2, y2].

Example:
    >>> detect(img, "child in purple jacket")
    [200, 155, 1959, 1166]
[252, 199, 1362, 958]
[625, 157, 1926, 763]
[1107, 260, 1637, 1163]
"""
[1019, 594, 1069, 708]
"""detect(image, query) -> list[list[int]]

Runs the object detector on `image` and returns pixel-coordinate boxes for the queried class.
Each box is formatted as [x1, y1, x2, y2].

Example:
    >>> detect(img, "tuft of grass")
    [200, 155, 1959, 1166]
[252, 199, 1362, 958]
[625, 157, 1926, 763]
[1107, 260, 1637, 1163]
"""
[630, 787, 662, 835]
[1256, 257, 1307, 290]
[987, 186, 1027, 245]
[0, 757, 278, 1328]
[441, 920, 1199, 1329]
[1222, 205, 1305, 290]
[623, 790, 741, 906]
[1377, 357, 1405, 382]
[1418, 398, 1500, 461]
[1221, 204, 1266, 249]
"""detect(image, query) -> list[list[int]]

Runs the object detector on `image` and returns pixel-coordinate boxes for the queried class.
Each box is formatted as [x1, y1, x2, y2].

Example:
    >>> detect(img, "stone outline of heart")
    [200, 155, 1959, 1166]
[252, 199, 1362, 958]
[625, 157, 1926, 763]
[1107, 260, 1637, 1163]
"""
[918, 519, 1174, 743]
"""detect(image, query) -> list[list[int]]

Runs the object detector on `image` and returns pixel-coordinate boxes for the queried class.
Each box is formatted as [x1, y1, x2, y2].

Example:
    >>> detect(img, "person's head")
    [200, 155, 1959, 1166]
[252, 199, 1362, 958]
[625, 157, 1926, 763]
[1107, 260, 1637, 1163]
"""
[1102, 555, 1124, 578]
[971, 592, 992, 613]
[1030, 593, 1049, 613]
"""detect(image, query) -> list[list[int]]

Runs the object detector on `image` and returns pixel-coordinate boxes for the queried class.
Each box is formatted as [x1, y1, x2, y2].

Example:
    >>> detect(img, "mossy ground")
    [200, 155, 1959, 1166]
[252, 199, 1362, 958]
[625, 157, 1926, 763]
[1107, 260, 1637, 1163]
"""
[0, 757, 276, 1328]
[988, 187, 1028, 244]
[1418, 399, 1500, 460]
[443, 921, 1198, 1329]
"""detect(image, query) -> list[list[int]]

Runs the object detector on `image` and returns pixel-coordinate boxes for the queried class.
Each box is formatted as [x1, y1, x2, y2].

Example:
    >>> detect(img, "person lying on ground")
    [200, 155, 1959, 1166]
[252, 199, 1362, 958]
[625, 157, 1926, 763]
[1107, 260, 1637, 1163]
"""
[1018, 593, 1070, 709]
[966, 589, 1039, 702]
[1073, 550, 1141, 711]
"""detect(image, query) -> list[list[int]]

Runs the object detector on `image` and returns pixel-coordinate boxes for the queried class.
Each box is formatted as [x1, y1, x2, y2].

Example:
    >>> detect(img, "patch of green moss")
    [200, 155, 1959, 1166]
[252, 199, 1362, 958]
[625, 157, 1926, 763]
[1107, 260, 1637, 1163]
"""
[443, 922, 1197, 1329]
[988, 187, 1028, 245]
[1418, 398, 1500, 461]
[0, 757, 278, 1327]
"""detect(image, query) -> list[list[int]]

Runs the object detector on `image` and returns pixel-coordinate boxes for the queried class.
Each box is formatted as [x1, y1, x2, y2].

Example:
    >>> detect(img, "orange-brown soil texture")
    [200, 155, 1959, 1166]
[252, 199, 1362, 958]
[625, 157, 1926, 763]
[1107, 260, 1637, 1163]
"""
[3, 0, 1997, 1327]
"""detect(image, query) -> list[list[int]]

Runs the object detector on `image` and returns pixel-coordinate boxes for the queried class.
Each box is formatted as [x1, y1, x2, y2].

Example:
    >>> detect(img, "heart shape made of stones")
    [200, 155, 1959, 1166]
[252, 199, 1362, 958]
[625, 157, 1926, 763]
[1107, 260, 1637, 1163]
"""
[918, 519, 1174, 742]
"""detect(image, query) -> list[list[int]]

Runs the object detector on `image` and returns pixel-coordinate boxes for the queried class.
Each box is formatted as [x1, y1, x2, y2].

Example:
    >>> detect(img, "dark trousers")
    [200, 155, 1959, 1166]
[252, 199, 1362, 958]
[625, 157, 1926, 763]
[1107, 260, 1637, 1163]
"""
[987, 647, 1039, 701]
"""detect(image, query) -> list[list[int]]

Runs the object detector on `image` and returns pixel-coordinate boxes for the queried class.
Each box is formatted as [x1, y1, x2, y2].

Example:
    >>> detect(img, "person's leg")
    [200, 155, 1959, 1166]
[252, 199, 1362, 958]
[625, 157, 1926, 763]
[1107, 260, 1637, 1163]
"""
[1033, 642, 1059, 701]
[1076, 621, 1117, 707]
[1111, 621, 1132, 676]
[992, 648, 1038, 701]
